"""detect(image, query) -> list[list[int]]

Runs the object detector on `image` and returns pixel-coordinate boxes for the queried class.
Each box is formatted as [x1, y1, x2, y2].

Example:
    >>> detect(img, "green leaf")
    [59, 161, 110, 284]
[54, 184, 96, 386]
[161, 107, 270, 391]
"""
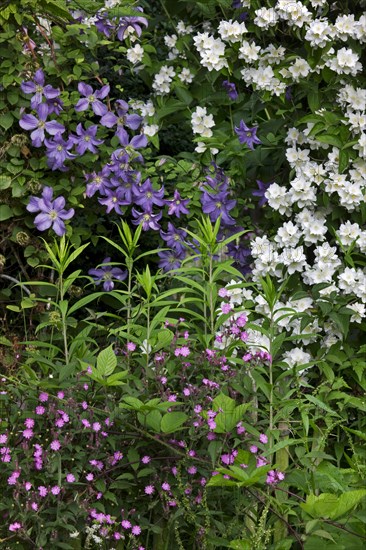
[300, 490, 366, 520]
[0, 205, 13, 221]
[0, 112, 13, 130]
[138, 410, 162, 432]
[96, 345, 117, 377]
[160, 412, 188, 433]
[229, 540, 252, 550]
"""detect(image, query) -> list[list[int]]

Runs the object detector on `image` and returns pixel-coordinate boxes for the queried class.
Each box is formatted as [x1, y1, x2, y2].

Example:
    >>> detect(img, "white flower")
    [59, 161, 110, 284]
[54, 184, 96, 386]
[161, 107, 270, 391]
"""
[126, 43, 144, 64]
[282, 347, 312, 374]
[195, 142, 218, 155]
[179, 67, 194, 84]
[143, 124, 159, 137]
[265, 183, 292, 215]
[218, 19, 247, 42]
[191, 106, 215, 138]
[288, 58, 311, 81]
[274, 221, 301, 248]
[254, 8, 278, 29]
[238, 40, 261, 62]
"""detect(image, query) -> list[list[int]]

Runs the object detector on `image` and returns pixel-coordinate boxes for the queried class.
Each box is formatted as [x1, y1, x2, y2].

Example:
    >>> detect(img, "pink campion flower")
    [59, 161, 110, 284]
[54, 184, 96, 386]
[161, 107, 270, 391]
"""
[55, 418, 65, 428]
[144, 485, 154, 495]
[161, 482, 170, 491]
[187, 466, 197, 475]
[9, 522, 22, 532]
[86, 473, 94, 482]
[168, 394, 177, 402]
[250, 445, 258, 454]
[50, 440, 61, 451]
[38, 486, 48, 497]
[121, 520, 132, 530]
[141, 455, 151, 464]
[25, 482, 32, 491]
[188, 450, 196, 457]
[66, 473, 75, 483]
[0, 434, 8, 444]
[132, 525, 142, 536]
[57, 391, 64, 399]
[243, 353, 252, 361]
[51, 486, 61, 495]
[92, 422, 101, 432]
[23, 428, 34, 439]
[81, 401, 88, 410]
[8, 471, 20, 485]
[236, 422, 246, 435]
[82, 419, 91, 428]
[259, 434, 268, 444]
[218, 287, 228, 298]
[39, 392, 49, 402]
[171, 467, 178, 476]
[35, 405, 46, 415]
[23, 417, 36, 431]
[31, 502, 38, 511]
[256, 457, 268, 467]
[127, 342, 136, 351]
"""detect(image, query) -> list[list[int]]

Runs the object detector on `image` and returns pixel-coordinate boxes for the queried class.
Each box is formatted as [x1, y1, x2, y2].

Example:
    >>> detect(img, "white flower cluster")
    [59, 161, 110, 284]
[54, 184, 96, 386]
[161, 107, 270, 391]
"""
[193, 32, 227, 72]
[218, 19, 247, 43]
[191, 106, 215, 138]
[152, 65, 175, 95]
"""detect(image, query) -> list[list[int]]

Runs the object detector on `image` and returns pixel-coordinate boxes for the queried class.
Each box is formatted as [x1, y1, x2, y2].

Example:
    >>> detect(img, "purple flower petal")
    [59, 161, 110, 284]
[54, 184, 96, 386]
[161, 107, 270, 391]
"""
[34, 212, 52, 232]
[125, 114, 142, 130]
[52, 218, 66, 236]
[100, 112, 117, 128]
[97, 84, 110, 99]
[19, 114, 38, 131]
[75, 98, 89, 112]
[91, 100, 108, 116]
[26, 197, 41, 212]
[45, 120, 65, 135]
[37, 103, 49, 121]
[53, 196, 66, 210]
[34, 69, 45, 85]
[130, 134, 147, 149]
[20, 81, 36, 94]
[78, 82, 93, 96]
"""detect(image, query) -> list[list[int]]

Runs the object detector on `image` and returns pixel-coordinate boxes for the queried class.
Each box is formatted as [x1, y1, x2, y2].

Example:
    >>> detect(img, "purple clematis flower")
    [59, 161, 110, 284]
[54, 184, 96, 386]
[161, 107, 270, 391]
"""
[89, 257, 127, 291]
[222, 80, 238, 100]
[234, 120, 261, 150]
[20, 69, 60, 109]
[75, 83, 110, 116]
[71, 123, 103, 155]
[45, 96, 64, 115]
[19, 103, 65, 148]
[95, 15, 115, 38]
[133, 178, 165, 208]
[98, 187, 130, 214]
[160, 223, 187, 254]
[166, 190, 190, 218]
[158, 249, 185, 272]
[118, 127, 148, 150]
[201, 189, 236, 226]
[252, 180, 271, 207]
[85, 167, 112, 198]
[100, 100, 142, 142]
[116, 8, 148, 41]
[44, 133, 77, 171]
[131, 207, 162, 231]
[26, 186, 74, 236]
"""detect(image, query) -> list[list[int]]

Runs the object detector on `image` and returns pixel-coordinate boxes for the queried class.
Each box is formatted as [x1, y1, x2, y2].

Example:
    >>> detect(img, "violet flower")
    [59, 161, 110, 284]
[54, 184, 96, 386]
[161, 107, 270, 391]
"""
[45, 97, 64, 115]
[133, 178, 165, 209]
[222, 80, 238, 100]
[116, 9, 148, 40]
[98, 187, 130, 214]
[166, 190, 190, 218]
[44, 133, 77, 171]
[160, 223, 187, 254]
[201, 189, 236, 226]
[95, 14, 115, 38]
[252, 180, 270, 207]
[19, 103, 65, 148]
[158, 249, 185, 272]
[131, 207, 162, 231]
[26, 186, 74, 236]
[85, 167, 112, 198]
[71, 123, 103, 155]
[234, 120, 261, 150]
[118, 127, 147, 150]
[89, 257, 127, 291]
[75, 83, 110, 116]
[100, 100, 142, 142]
[20, 69, 60, 109]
